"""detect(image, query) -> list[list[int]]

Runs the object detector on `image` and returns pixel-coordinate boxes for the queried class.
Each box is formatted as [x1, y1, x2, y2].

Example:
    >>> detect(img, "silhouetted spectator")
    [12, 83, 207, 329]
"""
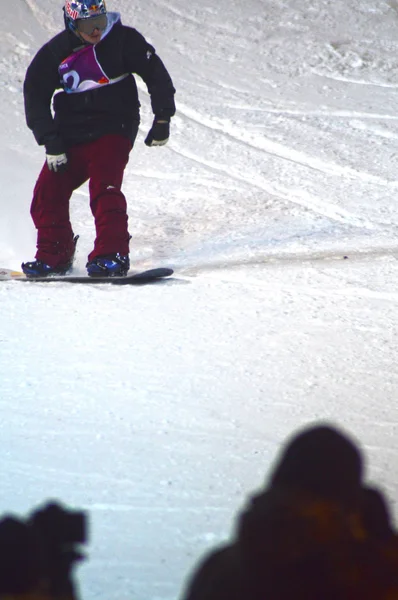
[180, 423, 398, 600]
[0, 517, 45, 595]
[0, 501, 87, 600]
[360, 486, 394, 541]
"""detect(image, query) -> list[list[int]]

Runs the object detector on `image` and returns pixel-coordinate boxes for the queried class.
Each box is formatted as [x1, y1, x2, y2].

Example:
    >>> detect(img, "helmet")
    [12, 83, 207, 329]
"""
[64, 1, 107, 33]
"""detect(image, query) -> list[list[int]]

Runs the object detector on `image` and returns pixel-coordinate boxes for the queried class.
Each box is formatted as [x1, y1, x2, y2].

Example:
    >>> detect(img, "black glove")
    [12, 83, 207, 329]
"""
[44, 134, 68, 173]
[145, 118, 170, 147]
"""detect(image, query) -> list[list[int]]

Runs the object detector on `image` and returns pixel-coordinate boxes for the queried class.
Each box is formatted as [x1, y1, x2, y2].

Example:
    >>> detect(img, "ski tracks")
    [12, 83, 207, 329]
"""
[22, 0, 59, 34]
[184, 258, 398, 306]
[173, 102, 396, 231]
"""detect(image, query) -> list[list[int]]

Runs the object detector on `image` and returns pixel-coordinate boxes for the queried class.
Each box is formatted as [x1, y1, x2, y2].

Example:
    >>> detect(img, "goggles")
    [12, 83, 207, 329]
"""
[76, 14, 107, 35]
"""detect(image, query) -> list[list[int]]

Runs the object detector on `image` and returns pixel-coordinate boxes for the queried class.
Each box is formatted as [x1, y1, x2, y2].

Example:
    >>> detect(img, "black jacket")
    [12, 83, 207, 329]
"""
[24, 13, 176, 153]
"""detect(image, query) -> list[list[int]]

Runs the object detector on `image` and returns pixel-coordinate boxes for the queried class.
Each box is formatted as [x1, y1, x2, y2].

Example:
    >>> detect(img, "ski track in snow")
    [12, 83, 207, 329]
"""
[193, 270, 398, 304]
[218, 104, 398, 120]
[171, 97, 398, 233]
[177, 101, 398, 187]
[170, 138, 384, 231]
[22, 0, 59, 33]
[314, 71, 398, 88]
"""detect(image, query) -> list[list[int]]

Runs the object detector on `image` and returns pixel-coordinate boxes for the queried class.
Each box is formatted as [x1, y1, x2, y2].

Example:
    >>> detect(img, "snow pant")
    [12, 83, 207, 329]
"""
[30, 134, 133, 267]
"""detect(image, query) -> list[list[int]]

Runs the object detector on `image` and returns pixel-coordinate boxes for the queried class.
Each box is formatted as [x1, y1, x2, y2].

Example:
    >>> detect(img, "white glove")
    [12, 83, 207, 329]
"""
[46, 153, 68, 173]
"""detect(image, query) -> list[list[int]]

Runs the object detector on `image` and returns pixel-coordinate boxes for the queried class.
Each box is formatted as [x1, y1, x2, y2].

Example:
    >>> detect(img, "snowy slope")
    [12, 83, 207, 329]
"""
[2, 1, 398, 599]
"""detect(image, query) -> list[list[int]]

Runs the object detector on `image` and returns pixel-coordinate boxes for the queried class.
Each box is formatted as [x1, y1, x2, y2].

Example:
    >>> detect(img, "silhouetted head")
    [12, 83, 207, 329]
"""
[270, 424, 363, 508]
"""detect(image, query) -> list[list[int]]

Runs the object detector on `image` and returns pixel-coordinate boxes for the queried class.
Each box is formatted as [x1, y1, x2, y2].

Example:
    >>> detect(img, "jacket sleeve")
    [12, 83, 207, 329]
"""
[122, 28, 176, 120]
[24, 44, 65, 153]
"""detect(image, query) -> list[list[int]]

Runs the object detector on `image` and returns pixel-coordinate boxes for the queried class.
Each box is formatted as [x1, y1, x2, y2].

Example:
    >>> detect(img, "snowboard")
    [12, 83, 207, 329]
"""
[0, 267, 174, 285]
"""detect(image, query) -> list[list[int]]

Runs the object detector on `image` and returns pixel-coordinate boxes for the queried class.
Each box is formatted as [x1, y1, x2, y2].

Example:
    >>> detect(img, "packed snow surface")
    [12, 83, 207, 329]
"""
[1, 1, 398, 598]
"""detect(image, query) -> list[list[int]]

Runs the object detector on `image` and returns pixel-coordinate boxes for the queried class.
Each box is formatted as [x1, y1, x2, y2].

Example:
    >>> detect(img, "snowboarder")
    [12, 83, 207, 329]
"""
[22, 0, 176, 277]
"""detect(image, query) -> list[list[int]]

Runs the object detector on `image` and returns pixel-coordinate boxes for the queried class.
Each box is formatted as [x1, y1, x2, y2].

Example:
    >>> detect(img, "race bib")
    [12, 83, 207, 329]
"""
[59, 44, 127, 93]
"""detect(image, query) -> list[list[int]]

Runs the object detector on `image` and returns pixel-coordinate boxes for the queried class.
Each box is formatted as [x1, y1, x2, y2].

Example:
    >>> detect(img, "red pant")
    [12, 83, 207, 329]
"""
[31, 134, 132, 267]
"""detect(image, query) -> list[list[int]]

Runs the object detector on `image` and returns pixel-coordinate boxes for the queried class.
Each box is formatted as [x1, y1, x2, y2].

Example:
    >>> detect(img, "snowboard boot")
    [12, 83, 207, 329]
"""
[21, 235, 79, 278]
[86, 253, 130, 277]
